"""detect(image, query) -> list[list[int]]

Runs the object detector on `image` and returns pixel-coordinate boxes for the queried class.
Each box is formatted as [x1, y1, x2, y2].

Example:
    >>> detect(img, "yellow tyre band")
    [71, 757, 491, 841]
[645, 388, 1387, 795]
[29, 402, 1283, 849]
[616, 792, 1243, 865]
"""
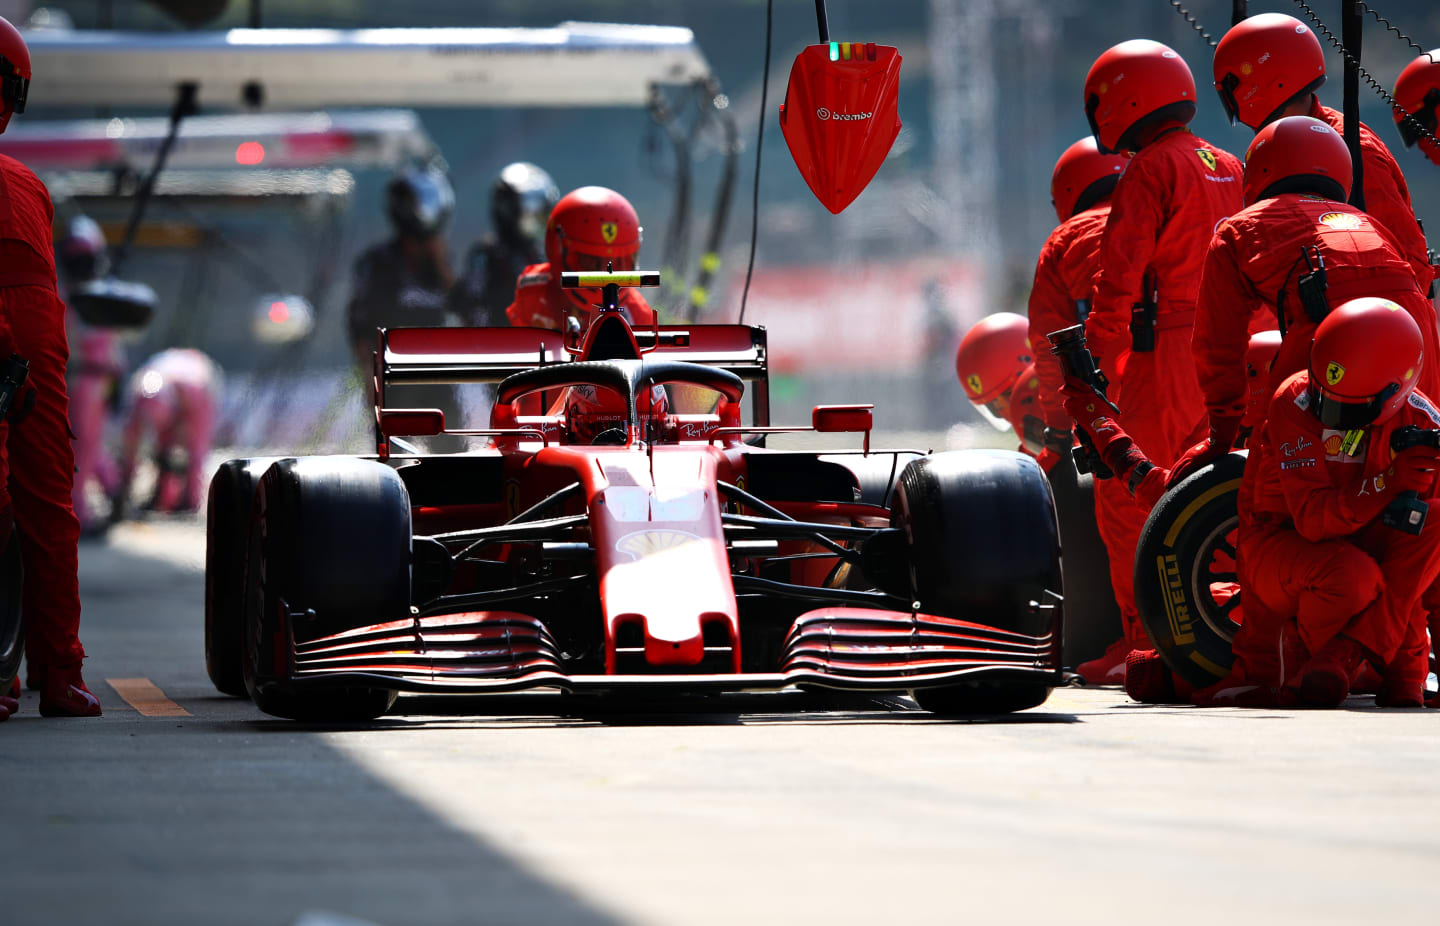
[1162, 479, 1241, 547]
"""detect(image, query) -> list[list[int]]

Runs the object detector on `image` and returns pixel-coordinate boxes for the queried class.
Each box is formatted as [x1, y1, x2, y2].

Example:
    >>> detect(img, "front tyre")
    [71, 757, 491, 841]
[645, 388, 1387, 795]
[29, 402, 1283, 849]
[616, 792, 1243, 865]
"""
[205, 457, 277, 697]
[242, 457, 409, 721]
[892, 451, 1062, 714]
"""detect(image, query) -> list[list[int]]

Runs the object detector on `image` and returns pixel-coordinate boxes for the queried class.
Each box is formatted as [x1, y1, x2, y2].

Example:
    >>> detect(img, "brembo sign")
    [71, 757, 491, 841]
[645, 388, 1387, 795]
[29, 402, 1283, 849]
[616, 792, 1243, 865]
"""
[816, 107, 872, 121]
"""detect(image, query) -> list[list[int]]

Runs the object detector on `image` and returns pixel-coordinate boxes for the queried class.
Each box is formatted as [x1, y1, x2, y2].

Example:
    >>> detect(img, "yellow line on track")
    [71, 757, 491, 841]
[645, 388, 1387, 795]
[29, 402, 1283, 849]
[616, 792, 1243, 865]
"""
[106, 678, 190, 717]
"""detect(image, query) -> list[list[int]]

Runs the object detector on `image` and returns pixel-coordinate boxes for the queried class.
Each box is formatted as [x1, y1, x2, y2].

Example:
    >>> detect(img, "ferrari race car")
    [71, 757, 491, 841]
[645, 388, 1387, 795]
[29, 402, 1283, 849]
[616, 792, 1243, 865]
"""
[204, 272, 1063, 720]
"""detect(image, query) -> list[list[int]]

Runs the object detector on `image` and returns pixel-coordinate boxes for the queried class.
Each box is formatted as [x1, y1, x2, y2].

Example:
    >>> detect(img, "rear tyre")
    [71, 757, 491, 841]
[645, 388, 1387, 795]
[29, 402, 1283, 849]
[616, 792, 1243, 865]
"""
[1133, 451, 1247, 689]
[243, 457, 409, 721]
[205, 458, 276, 697]
[892, 451, 1062, 714]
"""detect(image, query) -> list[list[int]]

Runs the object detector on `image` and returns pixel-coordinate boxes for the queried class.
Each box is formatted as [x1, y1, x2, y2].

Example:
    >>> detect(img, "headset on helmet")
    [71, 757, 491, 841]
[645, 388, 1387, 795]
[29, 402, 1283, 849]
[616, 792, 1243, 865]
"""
[1242, 115, 1352, 207]
[386, 166, 454, 239]
[1084, 39, 1197, 154]
[492, 162, 560, 248]
[955, 312, 1034, 431]
[1050, 137, 1128, 222]
[1308, 297, 1423, 429]
[1213, 14, 1326, 130]
[1393, 50, 1440, 166]
[0, 16, 28, 135]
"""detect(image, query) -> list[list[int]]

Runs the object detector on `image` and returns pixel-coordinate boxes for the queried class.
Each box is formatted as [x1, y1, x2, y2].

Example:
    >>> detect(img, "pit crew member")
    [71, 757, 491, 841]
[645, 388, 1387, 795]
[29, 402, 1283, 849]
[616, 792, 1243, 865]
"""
[1213, 13, 1432, 293]
[0, 17, 100, 715]
[114, 348, 221, 516]
[1081, 38, 1244, 680]
[449, 162, 559, 327]
[1392, 50, 1440, 167]
[955, 312, 1034, 438]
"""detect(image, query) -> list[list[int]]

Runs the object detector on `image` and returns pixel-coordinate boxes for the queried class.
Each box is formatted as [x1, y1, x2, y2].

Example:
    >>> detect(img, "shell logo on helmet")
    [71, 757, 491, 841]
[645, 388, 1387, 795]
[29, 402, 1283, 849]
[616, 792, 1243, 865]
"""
[1196, 149, 1217, 171]
[1325, 361, 1346, 386]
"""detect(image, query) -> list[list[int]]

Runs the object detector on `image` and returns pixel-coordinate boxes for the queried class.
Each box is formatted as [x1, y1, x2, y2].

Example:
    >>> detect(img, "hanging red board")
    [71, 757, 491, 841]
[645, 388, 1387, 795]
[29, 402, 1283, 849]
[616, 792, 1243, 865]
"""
[779, 41, 903, 214]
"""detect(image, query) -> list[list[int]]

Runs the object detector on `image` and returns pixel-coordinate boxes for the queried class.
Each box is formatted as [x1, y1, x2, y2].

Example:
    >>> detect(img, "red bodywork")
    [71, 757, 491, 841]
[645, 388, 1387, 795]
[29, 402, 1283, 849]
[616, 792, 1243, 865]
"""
[273, 310, 1060, 697]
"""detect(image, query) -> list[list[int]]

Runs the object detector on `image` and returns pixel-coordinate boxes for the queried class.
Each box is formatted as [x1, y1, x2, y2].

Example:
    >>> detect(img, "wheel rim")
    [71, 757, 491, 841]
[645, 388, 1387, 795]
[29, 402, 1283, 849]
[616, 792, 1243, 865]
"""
[1189, 515, 1242, 644]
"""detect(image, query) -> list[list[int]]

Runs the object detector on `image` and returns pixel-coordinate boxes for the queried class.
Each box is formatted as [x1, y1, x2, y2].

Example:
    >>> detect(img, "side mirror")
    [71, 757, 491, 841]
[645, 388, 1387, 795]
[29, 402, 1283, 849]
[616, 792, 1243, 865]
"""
[380, 408, 445, 437]
[812, 404, 873, 433]
[68, 277, 157, 330]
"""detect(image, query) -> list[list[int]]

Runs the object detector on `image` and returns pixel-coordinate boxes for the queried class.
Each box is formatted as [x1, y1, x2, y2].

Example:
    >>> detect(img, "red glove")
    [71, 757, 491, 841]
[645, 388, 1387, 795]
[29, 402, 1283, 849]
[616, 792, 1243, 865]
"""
[1061, 390, 1146, 479]
[1388, 446, 1440, 494]
[1035, 446, 1062, 474]
[1165, 414, 1243, 490]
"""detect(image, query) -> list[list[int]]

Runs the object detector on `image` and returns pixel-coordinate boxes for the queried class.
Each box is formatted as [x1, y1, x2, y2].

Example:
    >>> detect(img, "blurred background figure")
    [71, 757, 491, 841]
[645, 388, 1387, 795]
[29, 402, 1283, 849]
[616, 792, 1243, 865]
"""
[449, 162, 560, 327]
[58, 215, 125, 536]
[114, 347, 220, 518]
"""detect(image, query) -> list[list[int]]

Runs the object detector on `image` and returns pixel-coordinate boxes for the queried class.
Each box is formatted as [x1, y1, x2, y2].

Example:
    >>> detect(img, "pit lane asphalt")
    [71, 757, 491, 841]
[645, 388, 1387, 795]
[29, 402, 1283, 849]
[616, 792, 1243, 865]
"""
[3, 518, 1440, 926]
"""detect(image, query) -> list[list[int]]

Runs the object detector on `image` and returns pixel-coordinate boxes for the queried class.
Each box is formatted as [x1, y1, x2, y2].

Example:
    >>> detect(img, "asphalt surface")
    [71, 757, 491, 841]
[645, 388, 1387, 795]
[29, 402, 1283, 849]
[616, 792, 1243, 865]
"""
[3, 517, 1440, 926]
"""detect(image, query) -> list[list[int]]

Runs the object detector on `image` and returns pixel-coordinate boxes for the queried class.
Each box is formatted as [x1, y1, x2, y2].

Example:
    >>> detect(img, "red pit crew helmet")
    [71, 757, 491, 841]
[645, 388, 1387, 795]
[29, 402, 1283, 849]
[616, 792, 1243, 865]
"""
[956, 312, 1034, 431]
[1393, 50, 1440, 166]
[1050, 136, 1128, 222]
[1308, 297, 1423, 429]
[545, 187, 643, 315]
[1213, 13, 1326, 130]
[1007, 362, 1046, 455]
[1242, 115, 1351, 207]
[1084, 39, 1196, 154]
[0, 16, 29, 135]
[1242, 329, 1284, 430]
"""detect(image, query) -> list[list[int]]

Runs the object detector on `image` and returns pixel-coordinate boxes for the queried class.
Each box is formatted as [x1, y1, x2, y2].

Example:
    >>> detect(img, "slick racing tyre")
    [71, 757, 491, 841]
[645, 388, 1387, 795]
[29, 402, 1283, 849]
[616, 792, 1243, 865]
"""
[0, 528, 22, 695]
[243, 457, 409, 721]
[1133, 451, 1246, 689]
[892, 451, 1062, 715]
[205, 458, 276, 697]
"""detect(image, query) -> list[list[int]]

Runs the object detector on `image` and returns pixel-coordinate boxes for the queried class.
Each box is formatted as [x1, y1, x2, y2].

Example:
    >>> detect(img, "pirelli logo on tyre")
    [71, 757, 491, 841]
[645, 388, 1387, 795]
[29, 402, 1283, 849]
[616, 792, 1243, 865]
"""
[1157, 553, 1196, 646]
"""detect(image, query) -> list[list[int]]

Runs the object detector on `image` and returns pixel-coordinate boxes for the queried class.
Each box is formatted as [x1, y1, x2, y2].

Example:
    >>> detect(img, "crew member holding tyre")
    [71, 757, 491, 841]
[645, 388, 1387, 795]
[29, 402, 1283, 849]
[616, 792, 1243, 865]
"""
[0, 18, 100, 716]
[1078, 39, 1243, 682]
[1243, 300, 1440, 708]
[1212, 13, 1432, 293]
[1175, 116, 1440, 485]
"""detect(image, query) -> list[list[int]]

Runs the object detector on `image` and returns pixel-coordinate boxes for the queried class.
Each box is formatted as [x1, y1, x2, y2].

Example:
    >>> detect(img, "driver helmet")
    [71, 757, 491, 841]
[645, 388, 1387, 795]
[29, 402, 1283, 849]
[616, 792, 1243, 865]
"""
[1393, 50, 1440, 166]
[58, 215, 109, 284]
[386, 165, 455, 240]
[956, 312, 1034, 431]
[1308, 297, 1423, 429]
[544, 186, 643, 315]
[1085, 39, 1197, 154]
[1212, 14, 1326, 130]
[1242, 115, 1351, 206]
[492, 162, 560, 249]
[0, 16, 29, 135]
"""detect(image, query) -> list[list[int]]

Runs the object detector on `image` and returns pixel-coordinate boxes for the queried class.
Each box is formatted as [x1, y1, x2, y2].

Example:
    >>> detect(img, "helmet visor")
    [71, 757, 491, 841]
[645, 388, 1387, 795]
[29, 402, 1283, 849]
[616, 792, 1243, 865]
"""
[1085, 93, 1112, 154]
[1216, 72, 1241, 126]
[1019, 414, 1047, 455]
[1397, 89, 1440, 149]
[1312, 383, 1400, 429]
[976, 394, 1013, 432]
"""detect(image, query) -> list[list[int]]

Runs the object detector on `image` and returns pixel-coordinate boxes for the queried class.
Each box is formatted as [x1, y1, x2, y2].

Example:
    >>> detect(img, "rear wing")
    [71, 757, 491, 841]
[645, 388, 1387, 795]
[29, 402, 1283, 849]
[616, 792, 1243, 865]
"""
[373, 324, 770, 449]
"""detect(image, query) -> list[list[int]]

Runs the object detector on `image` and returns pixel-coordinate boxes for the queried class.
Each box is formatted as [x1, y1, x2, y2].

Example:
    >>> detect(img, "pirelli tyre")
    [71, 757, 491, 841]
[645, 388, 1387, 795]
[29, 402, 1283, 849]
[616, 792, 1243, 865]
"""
[205, 457, 277, 697]
[1133, 450, 1247, 689]
[0, 530, 22, 695]
[892, 450, 1062, 714]
[243, 457, 408, 721]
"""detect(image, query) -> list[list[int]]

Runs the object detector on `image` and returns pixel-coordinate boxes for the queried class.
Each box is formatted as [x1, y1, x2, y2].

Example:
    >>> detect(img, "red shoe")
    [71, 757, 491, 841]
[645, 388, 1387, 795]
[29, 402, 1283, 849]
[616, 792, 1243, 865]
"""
[1125, 649, 1177, 703]
[1077, 636, 1131, 686]
[38, 663, 102, 717]
[0, 694, 16, 721]
[1293, 635, 1364, 708]
[1376, 673, 1425, 708]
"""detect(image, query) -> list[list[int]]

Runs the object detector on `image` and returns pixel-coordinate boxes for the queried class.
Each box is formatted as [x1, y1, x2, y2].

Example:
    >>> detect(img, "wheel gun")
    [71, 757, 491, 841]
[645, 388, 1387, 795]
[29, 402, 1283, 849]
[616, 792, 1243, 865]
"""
[1047, 325, 1121, 479]
[1383, 425, 1440, 535]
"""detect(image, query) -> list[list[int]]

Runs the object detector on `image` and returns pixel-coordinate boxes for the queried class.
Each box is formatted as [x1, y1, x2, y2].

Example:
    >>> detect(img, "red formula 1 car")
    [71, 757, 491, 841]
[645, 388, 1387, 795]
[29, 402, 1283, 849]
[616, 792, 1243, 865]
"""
[205, 272, 1063, 720]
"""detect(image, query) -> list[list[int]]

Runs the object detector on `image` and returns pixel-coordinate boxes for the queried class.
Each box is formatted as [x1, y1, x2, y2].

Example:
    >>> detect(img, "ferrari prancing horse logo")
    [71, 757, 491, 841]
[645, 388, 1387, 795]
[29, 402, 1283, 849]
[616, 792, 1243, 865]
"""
[1325, 361, 1346, 386]
[1196, 149, 1218, 171]
[965, 373, 983, 396]
[600, 221, 619, 244]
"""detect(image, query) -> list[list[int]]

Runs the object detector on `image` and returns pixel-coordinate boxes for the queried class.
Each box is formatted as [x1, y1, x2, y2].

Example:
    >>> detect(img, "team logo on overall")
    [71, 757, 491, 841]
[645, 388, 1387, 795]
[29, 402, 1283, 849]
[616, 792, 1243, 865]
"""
[1196, 149, 1218, 171]
[600, 221, 619, 244]
[966, 373, 983, 395]
[1325, 361, 1346, 386]
[1318, 212, 1364, 230]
